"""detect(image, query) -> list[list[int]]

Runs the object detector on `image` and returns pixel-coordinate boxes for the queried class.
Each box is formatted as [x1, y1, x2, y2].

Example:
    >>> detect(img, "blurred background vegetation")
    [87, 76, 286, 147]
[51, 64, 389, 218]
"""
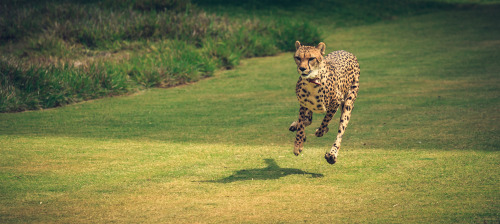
[0, 0, 496, 112]
[0, 0, 321, 112]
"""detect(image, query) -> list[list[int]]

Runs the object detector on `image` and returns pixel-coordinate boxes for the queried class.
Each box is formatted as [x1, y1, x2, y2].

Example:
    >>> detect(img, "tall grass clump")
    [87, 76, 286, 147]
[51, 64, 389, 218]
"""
[114, 40, 217, 88]
[0, 0, 321, 112]
[0, 58, 132, 112]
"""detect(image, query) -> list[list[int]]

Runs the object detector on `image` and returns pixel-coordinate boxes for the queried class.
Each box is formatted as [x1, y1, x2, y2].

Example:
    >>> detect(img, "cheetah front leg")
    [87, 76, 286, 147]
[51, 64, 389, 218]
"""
[289, 108, 312, 132]
[325, 95, 357, 164]
[315, 102, 340, 137]
[293, 106, 311, 156]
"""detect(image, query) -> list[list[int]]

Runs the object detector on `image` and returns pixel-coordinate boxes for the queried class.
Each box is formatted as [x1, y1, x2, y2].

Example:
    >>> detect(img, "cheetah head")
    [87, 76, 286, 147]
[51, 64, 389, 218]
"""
[294, 41, 326, 82]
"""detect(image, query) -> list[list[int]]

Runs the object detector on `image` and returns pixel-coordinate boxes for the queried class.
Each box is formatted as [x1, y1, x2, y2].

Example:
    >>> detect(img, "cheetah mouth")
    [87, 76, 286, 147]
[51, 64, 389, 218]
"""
[307, 78, 321, 85]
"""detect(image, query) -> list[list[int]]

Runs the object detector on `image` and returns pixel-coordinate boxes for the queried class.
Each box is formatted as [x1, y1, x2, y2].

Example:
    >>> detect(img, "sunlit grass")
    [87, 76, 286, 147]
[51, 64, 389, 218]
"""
[0, 136, 497, 223]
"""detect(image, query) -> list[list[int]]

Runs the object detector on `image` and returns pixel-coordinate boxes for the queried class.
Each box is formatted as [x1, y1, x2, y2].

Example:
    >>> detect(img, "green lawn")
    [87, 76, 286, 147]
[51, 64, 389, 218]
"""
[1, 3, 499, 224]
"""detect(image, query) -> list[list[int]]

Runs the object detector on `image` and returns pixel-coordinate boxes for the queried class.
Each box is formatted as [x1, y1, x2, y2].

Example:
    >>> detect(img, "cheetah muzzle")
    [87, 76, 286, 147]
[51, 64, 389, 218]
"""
[290, 40, 360, 164]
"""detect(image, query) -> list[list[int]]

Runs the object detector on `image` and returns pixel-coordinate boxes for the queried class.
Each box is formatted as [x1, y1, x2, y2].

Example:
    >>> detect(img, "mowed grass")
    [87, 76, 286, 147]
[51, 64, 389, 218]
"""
[1, 4, 499, 224]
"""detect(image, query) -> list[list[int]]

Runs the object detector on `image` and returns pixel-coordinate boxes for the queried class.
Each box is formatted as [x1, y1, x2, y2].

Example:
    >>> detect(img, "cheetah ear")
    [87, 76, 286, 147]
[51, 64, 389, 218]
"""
[295, 41, 301, 50]
[317, 42, 326, 55]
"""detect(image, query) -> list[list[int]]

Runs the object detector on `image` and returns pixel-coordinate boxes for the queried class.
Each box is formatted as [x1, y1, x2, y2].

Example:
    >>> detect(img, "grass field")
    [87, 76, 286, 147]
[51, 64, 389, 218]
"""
[1, 1, 499, 223]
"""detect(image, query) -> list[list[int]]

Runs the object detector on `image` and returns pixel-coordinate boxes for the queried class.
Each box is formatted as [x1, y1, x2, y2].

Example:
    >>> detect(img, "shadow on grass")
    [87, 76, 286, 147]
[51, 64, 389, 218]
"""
[201, 159, 323, 183]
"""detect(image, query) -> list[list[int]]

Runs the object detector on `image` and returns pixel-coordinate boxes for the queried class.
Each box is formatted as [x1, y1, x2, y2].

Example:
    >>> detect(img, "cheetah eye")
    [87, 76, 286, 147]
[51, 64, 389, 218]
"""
[295, 57, 301, 61]
[309, 57, 316, 61]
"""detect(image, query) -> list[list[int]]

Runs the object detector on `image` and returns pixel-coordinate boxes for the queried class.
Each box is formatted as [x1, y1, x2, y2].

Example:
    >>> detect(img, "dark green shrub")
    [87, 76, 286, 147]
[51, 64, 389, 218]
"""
[0, 0, 322, 112]
[0, 58, 132, 112]
[274, 20, 322, 51]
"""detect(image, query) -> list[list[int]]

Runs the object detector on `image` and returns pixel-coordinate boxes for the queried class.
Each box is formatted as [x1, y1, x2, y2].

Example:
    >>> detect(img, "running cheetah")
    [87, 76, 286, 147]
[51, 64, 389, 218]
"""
[289, 41, 360, 164]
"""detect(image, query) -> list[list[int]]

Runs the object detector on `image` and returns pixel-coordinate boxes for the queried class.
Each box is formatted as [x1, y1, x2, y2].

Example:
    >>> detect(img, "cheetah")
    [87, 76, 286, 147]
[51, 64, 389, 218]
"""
[289, 41, 360, 164]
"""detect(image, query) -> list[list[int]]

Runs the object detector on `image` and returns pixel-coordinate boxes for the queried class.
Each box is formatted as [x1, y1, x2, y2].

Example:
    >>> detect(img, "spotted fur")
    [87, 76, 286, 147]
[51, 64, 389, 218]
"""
[289, 41, 360, 164]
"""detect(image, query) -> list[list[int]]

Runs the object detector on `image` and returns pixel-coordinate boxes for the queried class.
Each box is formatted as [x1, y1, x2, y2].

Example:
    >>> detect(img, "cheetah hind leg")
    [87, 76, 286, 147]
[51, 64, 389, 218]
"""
[315, 104, 339, 137]
[325, 97, 356, 164]
[289, 109, 312, 132]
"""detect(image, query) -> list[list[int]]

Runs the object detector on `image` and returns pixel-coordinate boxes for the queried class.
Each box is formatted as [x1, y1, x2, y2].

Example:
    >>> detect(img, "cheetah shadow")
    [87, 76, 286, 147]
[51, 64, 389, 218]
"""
[201, 158, 323, 183]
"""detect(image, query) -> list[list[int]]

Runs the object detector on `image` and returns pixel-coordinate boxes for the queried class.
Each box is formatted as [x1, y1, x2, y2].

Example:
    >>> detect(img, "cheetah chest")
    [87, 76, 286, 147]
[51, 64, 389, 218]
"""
[296, 79, 327, 113]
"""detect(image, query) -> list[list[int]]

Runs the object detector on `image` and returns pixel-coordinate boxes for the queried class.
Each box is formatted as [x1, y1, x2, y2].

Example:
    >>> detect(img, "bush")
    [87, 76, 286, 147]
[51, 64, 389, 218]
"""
[274, 20, 322, 51]
[0, 0, 322, 112]
[0, 58, 132, 111]
[117, 40, 217, 88]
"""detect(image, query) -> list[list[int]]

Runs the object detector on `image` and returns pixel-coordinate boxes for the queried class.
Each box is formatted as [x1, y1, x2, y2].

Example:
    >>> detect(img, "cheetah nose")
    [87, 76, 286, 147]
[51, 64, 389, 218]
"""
[299, 67, 306, 72]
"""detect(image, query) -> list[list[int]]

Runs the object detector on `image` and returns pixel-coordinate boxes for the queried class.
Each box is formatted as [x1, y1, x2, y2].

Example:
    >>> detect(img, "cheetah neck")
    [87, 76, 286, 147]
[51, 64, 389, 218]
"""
[303, 60, 326, 83]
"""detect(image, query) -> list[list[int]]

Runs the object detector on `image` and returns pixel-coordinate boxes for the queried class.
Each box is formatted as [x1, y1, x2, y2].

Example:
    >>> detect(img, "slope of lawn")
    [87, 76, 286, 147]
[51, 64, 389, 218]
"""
[0, 2, 499, 224]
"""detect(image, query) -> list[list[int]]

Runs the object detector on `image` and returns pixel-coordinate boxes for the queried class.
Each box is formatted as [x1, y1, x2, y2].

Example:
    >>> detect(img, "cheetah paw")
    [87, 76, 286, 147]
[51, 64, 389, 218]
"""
[315, 127, 329, 137]
[324, 153, 337, 164]
[289, 121, 298, 132]
[294, 146, 303, 156]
